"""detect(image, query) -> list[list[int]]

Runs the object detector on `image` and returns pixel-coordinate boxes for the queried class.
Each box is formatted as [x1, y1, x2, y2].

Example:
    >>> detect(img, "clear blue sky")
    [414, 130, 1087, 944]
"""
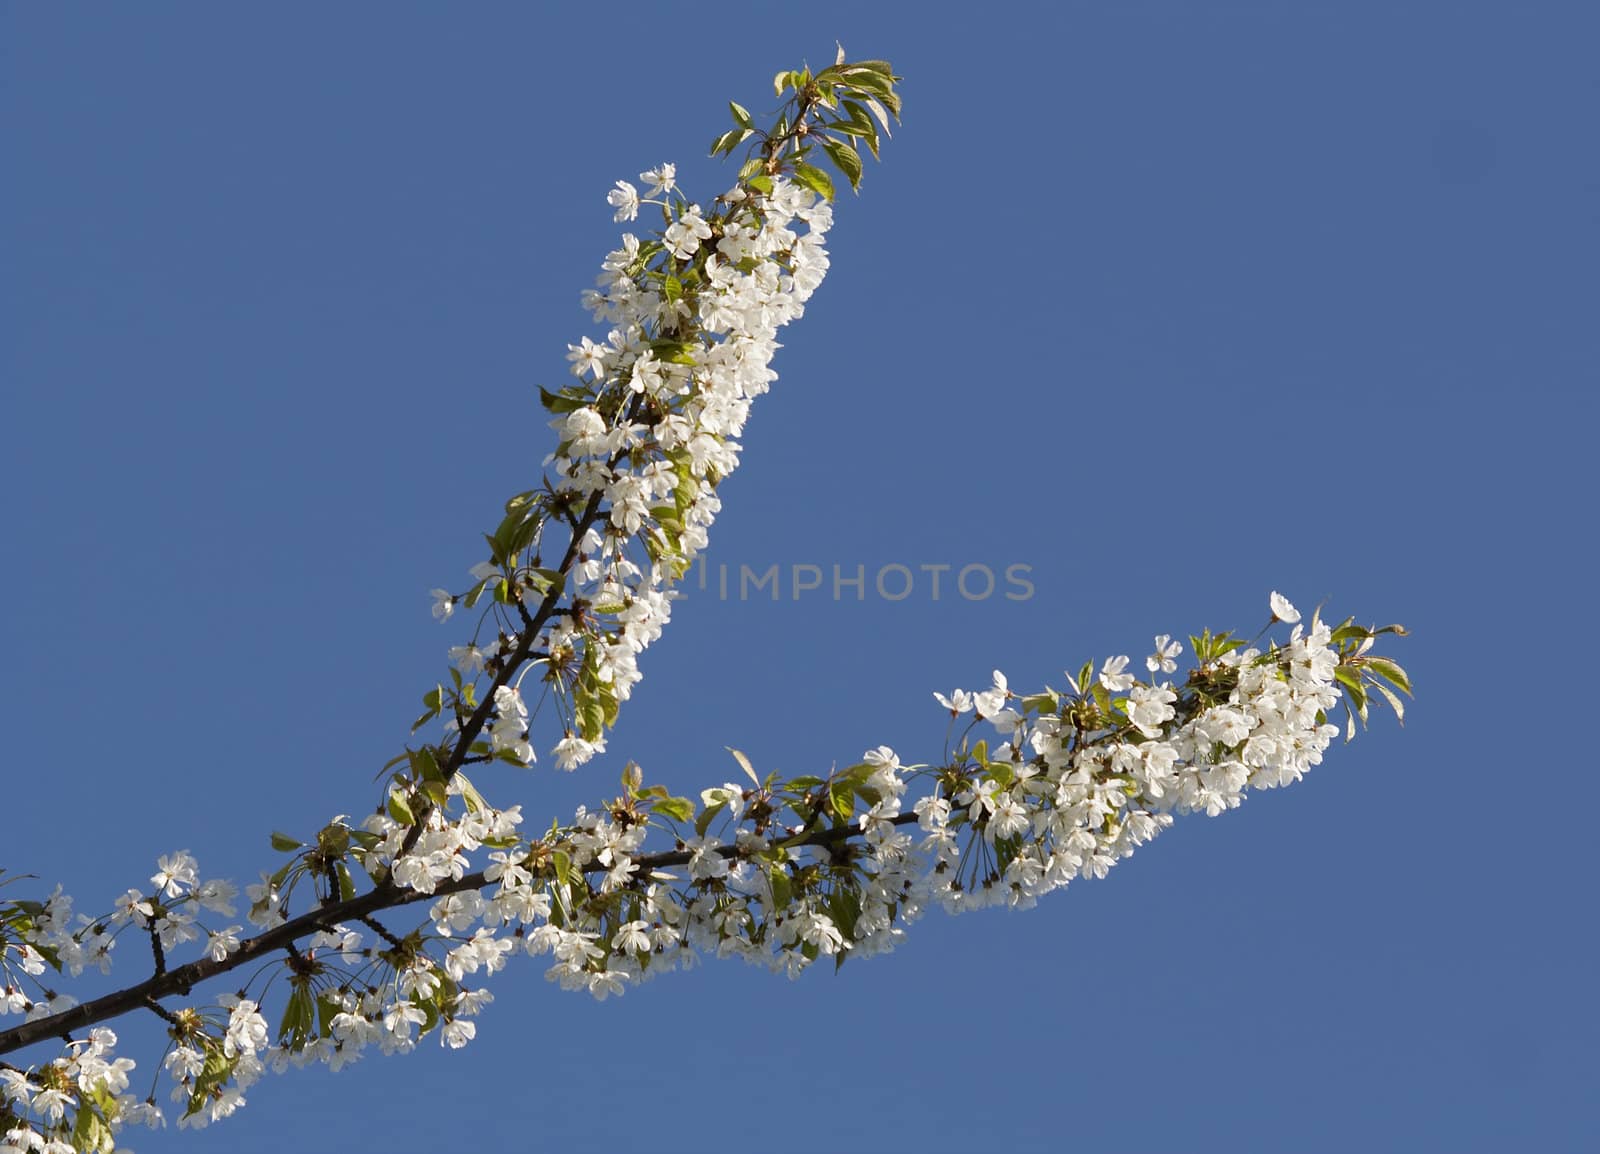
[3, 4, 1595, 1152]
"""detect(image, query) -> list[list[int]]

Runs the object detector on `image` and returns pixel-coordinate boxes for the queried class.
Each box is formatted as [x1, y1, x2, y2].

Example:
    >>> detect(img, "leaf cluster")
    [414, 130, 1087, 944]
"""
[712, 48, 902, 198]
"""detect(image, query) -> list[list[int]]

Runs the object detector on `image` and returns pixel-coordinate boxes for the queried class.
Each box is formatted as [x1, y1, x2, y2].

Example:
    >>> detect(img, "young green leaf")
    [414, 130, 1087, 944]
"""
[695, 800, 727, 838]
[791, 161, 835, 202]
[821, 138, 863, 191]
[1361, 656, 1412, 695]
[652, 795, 696, 824]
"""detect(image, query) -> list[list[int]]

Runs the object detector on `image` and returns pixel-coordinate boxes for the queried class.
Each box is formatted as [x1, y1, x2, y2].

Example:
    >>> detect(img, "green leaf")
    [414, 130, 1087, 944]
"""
[835, 113, 879, 159]
[820, 138, 863, 191]
[270, 831, 303, 852]
[27, 941, 62, 973]
[335, 862, 357, 902]
[839, 69, 893, 99]
[1091, 683, 1113, 715]
[1362, 656, 1412, 695]
[829, 779, 855, 823]
[652, 795, 696, 823]
[413, 990, 441, 1035]
[993, 834, 1023, 877]
[278, 985, 314, 1047]
[317, 822, 350, 858]
[768, 864, 793, 912]
[790, 161, 835, 202]
[1021, 689, 1059, 714]
[530, 567, 566, 594]
[600, 678, 620, 728]
[538, 385, 588, 414]
[650, 338, 700, 365]
[826, 887, 862, 971]
[695, 801, 727, 838]
[387, 790, 415, 826]
[72, 1104, 114, 1154]
[1336, 669, 1371, 733]
[841, 59, 896, 78]
[413, 745, 444, 783]
[184, 1043, 235, 1119]
[729, 100, 753, 129]
[317, 991, 341, 1036]
[456, 771, 488, 813]
[578, 693, 605, 742]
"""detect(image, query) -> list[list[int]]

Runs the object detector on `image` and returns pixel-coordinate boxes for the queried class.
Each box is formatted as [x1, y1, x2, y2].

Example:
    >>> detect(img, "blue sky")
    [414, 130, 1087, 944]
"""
[2, 4, 1595, 1152]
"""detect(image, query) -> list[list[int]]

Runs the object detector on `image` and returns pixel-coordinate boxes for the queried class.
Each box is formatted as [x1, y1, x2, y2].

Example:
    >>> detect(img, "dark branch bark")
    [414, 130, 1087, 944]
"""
[0, 810, 917, 1056]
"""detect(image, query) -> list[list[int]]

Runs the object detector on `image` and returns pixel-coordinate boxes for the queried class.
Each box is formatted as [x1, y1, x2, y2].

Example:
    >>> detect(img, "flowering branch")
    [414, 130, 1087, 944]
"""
[0, 50, 1411, 1154]
[0, 597, 1410, 1145]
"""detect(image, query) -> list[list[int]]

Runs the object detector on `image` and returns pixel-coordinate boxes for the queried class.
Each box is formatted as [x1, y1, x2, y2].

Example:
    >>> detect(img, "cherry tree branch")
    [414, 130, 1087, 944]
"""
[0, 810, 914, 1056]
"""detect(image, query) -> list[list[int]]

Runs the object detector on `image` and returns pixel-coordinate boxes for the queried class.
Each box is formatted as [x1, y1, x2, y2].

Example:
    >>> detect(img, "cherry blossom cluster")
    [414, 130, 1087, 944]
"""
[0, 1028, 154, 1149]
[1, 855, 243, 1014]
[363, 595, 1387, 1005]
[0, 853, 245, 1146]
[425, 165, 834, 778]
[320, 597, 1395, 1001]
[344, 597, 1404, 1013]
